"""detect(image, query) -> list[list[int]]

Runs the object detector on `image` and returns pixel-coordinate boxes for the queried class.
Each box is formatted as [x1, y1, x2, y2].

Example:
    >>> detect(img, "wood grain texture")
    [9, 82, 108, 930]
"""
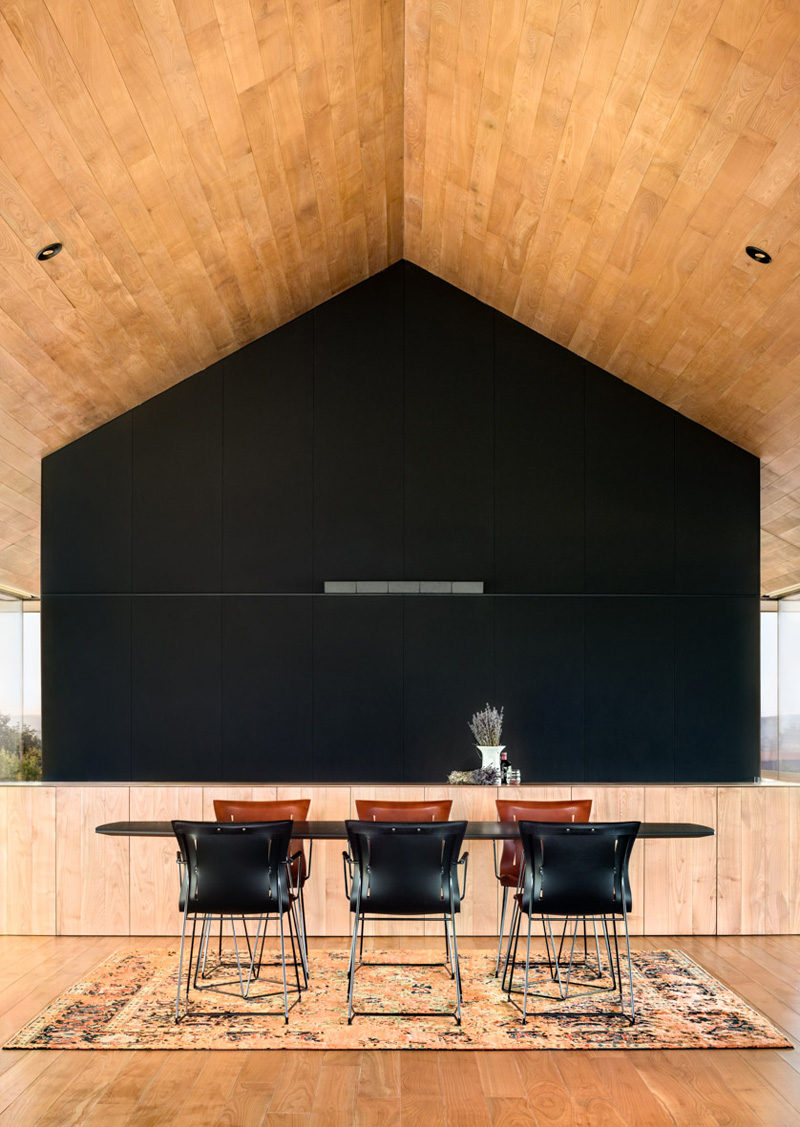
[4, 934, 800, 1124]
[0, 0, 796, 593]
[5, 782, 800, 936]
[0, 0, 404, 596]
[0, 785, 55, 933]
[55, 786, 129, 935]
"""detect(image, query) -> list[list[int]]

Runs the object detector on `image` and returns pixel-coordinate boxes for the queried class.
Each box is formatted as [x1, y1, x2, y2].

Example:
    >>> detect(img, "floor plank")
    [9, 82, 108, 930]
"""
[0, 935, 797, 1127]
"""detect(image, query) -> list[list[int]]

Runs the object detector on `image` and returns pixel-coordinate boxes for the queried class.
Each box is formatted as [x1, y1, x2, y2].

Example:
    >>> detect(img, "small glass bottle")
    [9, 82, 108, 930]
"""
[499, 749, 509, 784]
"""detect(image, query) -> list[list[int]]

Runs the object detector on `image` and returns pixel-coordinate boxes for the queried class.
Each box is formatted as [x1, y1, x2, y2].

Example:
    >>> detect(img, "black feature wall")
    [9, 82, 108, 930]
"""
[41, 262, 760, 784]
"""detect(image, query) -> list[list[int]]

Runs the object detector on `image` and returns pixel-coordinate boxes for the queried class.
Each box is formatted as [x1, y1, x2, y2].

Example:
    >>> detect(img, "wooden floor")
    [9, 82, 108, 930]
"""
[2, 935, 800, 1125]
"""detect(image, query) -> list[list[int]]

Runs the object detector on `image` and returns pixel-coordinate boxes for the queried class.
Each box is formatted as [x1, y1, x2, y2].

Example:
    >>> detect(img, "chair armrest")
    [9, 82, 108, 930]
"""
[456, 852, 469, 900]
[342, 850, 354, 898]
[283, 858, 300, 897]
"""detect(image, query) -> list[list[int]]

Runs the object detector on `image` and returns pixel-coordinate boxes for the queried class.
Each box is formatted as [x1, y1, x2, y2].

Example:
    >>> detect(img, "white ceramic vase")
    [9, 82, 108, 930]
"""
[476, 745, 504, 773]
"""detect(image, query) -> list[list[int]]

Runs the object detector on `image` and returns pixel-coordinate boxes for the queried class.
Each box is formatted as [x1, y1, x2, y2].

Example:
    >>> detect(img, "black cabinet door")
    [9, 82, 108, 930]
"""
[675, 596, 759, 781]
[132, 367, 223, 593]
[313, 595, 403, 781]
[494, 597, 584, 781]
[585, 376, 675, 593]
[403, 595, 493, 782]
[131, 597, 221, 780]
[494, 314, 585, 592]
[42, 596, 131, 780]
[584, 597, 675, 781]
[41, 415, 132, 594]
[222, 596, 312, 781]
[675, 417, 759, 595]
[223, 317, 314, 592]
[404, 264, 494, 580]
[313, 267, 404, 584]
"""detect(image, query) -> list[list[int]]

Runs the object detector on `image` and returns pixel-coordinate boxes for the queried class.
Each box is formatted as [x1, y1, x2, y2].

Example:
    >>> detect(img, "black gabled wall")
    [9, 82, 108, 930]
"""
[41, 261, 760, 783]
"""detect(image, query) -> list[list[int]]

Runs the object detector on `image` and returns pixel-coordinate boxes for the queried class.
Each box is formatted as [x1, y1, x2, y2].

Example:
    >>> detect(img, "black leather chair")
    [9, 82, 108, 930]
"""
[506, 820, 640, 1024]
[172, 820, 305, 1023]
[343, 820, 468, 1024]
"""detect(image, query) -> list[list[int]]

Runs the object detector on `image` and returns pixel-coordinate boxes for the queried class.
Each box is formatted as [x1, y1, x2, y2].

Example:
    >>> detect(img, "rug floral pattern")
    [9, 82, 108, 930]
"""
[4, 948, 790, 1051]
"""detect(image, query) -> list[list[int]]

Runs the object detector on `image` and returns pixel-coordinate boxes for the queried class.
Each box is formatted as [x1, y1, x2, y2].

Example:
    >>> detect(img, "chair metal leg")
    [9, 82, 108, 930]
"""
[521, 911, 534, 1024]
[199, 914, 213, 978]
[505, 903, 523, 1000]
[448, 893, 462, 1025]
[494, 886, 509, 976]
[358, 910, 366, 963]
[501, 899, 520, 992]
[443, 915, 454, 977]
[622, 905, 635, 1023]
[278, 908, 289, 1024]
[297, 888, 310, 979]
[230, 917, 247, 997]
[186, 915, 199, 1000]
[175, 907, 190, 1022]
[287, 905, 304, 1001]
[289, 900, 308, 988]
[346, 896, 362, 1025]
[243, 914, 263, 998]
[545, 916, 567, 1001]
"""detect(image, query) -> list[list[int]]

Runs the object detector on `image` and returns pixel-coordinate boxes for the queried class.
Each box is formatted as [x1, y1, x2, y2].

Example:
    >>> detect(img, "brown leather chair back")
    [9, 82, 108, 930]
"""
[355, 798, 453, 822]
[213, 798, 311, 884]
[496, 798, 592, 884]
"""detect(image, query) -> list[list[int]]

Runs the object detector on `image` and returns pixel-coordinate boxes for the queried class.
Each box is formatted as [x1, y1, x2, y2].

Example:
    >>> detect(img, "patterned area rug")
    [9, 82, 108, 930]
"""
[5, 947, 790, 1051]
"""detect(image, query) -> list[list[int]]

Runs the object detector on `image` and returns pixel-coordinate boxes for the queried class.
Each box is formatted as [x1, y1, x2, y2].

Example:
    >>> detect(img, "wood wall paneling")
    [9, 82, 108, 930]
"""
[3, 784, 800, 937]
[0, 0, 798, 594]
[128, 786, 204, 936]
[55, 786, 129, 935]
[642, 786, 717, 935]
[0, 786, 55, 934]
[571, 787, 646, 935]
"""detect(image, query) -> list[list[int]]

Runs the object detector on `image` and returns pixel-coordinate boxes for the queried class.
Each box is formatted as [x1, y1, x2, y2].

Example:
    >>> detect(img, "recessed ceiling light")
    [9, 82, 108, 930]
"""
[745, 245, 771, 263]
[36, 242, 62, 261]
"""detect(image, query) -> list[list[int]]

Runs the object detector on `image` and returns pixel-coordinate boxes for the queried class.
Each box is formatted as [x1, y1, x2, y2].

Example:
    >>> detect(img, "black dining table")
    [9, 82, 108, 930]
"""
[96, 820, 714, 839]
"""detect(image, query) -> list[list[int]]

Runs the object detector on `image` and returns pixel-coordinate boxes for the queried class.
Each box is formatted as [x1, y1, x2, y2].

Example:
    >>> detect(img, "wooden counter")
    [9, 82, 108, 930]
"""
[0, 782, 795, 936]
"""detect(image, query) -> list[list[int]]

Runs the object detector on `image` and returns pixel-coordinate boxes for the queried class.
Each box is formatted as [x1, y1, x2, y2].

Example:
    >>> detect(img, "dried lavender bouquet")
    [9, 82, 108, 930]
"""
[468, 703, 504, 746]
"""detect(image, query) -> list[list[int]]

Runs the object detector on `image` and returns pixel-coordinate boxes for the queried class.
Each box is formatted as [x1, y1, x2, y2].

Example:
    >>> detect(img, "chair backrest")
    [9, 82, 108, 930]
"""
[173, 820, 293, 916]
[517, 820, 640, 917]
[345, 820, 467, 916]
[213, 798, 310, 884]
[354, 798, 453, 822]
[495, 798, 592, 882]
[213, 798, 310, 822]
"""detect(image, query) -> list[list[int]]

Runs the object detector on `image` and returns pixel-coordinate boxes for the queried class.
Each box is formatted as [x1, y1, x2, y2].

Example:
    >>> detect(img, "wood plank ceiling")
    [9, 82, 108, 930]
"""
[0, 0, 798, 596]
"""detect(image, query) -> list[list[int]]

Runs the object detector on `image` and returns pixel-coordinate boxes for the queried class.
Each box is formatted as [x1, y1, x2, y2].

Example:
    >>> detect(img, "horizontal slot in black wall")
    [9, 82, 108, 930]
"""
[42, 261, 760, 783]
